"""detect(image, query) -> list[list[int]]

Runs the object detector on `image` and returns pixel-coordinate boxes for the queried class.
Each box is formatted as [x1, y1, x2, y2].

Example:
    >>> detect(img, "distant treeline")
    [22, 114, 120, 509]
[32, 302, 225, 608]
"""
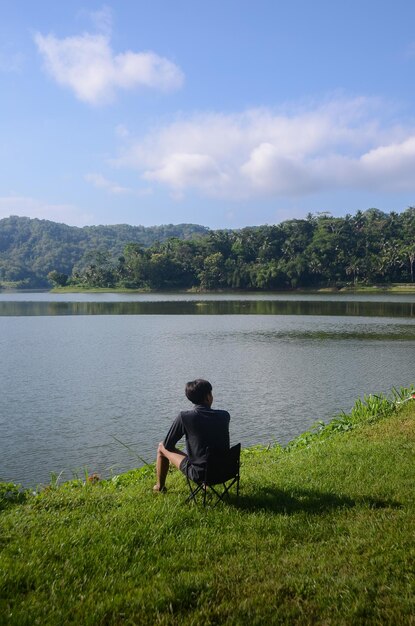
[1, 209, 414, 290]
[0, 216, 208, 288]
[44, 207, 415, 291]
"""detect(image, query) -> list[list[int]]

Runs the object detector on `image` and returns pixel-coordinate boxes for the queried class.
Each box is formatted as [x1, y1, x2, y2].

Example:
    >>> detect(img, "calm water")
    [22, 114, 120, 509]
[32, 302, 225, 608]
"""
[1, 291, 414, 487]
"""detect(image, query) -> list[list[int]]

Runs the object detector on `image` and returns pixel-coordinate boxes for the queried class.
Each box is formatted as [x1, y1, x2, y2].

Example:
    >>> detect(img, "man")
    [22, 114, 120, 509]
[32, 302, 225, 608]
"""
[154, 379, 230, 492]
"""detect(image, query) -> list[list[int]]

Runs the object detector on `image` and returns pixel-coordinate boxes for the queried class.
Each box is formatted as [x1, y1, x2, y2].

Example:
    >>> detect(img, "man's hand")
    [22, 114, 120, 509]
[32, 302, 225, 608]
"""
[158, 441, 167, 457]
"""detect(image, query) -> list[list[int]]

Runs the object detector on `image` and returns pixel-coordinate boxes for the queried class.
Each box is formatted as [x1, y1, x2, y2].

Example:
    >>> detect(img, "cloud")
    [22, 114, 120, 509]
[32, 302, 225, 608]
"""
[115, 98, 415, 199]
[240, 143, 317, 194]
[0, 196, 93, 226]
[34, 28, 184, 105]
[359, 136, 415, 190]
[143, 153, 228, 191]
[84, 172, 132, 194]
[85, 172, 152, 197]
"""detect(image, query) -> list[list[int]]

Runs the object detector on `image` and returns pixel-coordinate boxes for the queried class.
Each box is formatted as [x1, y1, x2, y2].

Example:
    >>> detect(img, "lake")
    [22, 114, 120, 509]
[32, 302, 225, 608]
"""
[1, 291, 414, 487]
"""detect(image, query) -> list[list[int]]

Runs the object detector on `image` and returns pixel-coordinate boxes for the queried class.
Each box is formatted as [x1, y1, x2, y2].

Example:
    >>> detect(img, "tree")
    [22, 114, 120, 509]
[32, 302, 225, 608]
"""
[122, 244, 149, 288]
[47, 270, 68, 287]
[198, 253, 226, 290]
[400, 245, 415, 282]
[80, 250, 116, 288]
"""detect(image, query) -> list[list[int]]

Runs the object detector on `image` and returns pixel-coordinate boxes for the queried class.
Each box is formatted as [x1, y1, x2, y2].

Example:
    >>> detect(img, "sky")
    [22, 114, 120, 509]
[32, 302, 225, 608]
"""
[1, 0, 415, 229]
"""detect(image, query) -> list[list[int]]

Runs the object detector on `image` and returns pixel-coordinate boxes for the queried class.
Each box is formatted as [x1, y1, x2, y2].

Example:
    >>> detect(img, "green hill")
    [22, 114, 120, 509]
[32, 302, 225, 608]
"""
[1, 389, 414, 624]
[0, 216, 209, 288]
[1, 208, 415, 290]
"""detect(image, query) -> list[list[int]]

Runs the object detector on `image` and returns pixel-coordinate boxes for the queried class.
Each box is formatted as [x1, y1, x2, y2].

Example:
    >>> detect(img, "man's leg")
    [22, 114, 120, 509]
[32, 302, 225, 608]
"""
[154, 442, 187, 491]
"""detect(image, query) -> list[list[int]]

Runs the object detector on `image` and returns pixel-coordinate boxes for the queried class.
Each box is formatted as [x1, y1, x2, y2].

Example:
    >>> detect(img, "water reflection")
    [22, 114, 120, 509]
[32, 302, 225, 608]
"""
[1, 299, 414, 317]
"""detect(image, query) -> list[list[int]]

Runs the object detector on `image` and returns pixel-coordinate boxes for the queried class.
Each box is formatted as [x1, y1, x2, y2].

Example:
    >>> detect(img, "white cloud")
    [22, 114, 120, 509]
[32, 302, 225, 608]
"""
[359, 136, 415, 190]
[115, 98, 415, 199]
[0, 196, 93, 226]
[34, 29, 184, 105]
[143, 153, 228, 191]
[85, 172, 132, 194]
[241, 143, 317, 194]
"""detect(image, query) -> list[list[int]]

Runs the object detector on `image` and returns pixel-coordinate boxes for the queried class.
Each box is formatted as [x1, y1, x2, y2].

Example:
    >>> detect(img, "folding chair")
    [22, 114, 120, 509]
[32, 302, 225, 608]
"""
[185, 443, 241, 506]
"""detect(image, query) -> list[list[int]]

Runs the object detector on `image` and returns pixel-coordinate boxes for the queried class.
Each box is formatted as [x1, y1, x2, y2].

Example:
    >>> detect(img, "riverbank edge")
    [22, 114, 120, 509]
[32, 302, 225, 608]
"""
[45, 282, 415, 294]
[2, 281, 415, 293]
[1, 385, 413, 497]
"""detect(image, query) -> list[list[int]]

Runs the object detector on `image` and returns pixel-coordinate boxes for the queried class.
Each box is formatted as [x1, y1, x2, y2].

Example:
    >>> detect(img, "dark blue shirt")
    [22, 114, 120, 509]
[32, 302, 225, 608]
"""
[164, 404, 230, 470]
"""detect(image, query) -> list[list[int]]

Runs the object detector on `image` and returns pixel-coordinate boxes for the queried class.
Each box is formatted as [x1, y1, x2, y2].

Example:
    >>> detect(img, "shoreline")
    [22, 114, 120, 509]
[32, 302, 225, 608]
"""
[45, 282, 415, 294]
[2, 282, 415, 294]
[3, 385, 413, 492]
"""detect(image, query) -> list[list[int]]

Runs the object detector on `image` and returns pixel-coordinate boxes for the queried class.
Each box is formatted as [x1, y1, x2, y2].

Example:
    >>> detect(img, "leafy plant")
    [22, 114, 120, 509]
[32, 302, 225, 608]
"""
[283, 386, 413, 452]
[0, 482, 29, 510]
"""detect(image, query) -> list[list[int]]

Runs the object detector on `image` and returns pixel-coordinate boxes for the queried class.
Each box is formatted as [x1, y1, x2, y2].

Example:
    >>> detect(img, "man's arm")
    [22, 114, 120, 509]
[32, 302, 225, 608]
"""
[163, 413, 185, 452]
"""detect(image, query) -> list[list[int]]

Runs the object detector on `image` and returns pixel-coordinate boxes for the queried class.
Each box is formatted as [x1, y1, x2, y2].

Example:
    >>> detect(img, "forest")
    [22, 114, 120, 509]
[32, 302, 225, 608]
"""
[1, 208, 414, 290]
[0, 216, 208, 288]
[50, 207, 415, 290]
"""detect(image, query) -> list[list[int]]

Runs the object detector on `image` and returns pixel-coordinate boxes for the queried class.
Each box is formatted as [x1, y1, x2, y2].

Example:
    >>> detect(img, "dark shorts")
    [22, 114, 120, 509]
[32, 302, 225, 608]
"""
[179, 457, 204, 483]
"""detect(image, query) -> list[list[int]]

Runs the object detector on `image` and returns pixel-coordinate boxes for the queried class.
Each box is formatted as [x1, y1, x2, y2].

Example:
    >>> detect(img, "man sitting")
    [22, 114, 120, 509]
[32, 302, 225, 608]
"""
[154, 379, 230, 492]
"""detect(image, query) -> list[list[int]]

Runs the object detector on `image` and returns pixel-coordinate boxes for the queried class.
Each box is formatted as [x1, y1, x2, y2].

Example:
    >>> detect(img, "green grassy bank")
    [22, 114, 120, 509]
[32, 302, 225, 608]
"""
[1, 390, 414, 625]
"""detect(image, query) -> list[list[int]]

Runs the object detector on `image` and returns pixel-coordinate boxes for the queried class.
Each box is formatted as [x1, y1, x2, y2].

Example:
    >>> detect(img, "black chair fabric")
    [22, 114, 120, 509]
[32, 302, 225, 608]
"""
[185, 443, 241, 506]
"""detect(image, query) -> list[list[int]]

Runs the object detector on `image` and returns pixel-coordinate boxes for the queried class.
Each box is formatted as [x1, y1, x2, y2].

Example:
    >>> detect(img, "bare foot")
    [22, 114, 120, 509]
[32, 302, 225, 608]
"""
[153, 485, 167, 493]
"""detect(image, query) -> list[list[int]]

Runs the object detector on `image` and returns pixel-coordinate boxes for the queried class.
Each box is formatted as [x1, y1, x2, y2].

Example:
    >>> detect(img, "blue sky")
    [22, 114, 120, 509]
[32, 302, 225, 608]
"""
[1, 0, 415, 228]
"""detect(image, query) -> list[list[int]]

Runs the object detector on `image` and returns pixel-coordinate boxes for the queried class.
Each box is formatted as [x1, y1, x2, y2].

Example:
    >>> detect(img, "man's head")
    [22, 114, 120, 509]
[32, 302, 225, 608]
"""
[185, 379, 213, 406]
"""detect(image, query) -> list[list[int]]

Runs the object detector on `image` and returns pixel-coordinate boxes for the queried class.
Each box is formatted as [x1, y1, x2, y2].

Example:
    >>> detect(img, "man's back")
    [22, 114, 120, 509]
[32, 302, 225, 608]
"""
[180, 405, 230, 465]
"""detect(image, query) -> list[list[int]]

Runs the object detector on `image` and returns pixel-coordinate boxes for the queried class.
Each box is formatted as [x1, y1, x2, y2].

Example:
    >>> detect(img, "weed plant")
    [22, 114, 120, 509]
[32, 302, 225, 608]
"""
[1, 388, 414, 625]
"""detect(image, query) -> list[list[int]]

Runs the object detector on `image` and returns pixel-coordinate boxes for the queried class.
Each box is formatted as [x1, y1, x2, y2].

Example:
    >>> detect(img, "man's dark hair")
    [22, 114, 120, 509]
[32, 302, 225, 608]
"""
[185, 379, 212, 405]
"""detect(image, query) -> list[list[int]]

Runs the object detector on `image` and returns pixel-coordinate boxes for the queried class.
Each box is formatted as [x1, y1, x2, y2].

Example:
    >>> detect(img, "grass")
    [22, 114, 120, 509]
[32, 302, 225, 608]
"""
[338, 283, 415, 293]
[50, 286, 152, 293]
[50, 282, 415, 294]
[1, 389, 414, 625]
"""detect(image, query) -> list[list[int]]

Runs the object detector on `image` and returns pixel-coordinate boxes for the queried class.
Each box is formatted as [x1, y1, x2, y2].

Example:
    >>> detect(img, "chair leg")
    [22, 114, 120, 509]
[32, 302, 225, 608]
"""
[185, 478, 204, 504]
[207, 479, 237, 507]
[186, 470, 240, 506]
